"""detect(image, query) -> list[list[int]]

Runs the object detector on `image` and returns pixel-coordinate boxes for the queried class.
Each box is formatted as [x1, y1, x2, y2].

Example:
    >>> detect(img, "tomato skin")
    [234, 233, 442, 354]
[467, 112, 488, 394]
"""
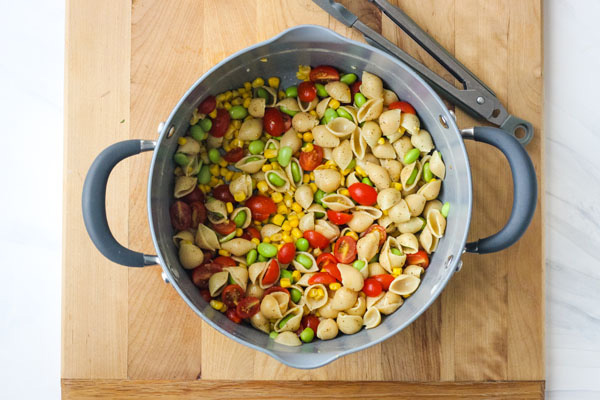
[350, 81, 362, 97]
[182, 186, 205, 204]
[348, 182, 378, 206]
[212, 221, 236, 235]
[363, 278, 383, 297]
[388, 101, 416, 114]
[236, 296, 260, 319]
[223, 147, 244, 162]
[364, 225, 387, 246]
[322, 263, 342, 282]
[246, 195, 277, 221]
[277, 243, 296, 264]
[373, 274, 395, 291]
[406, 250, 430, 268]
[198, 95, 216, 114]
[298, 145, 324, 171]
[303, 230, 330, 250]
[213, 256, 236, 267]
[282, 113, 292, 131]
[264, 286, 290, 297]
[263, 107, 285, 137]
[262, 259, 280, 286]
[316, 253, 337, 269]
[192, 263, 223, 288]
[212, 184, 235, 203]
[327, 209, 353, 225]
[226, 308, 242, 323]
[200, 289, 212, 302]
[221, 284, 245, 308]
[241, 226, 261, 241]
[190, 201, 207, 228]
[333, 236, 357, 264]
[301, 315, 320, 333]
[309, 65, 340, 83]
[298, 81, 317, 102]
[209, 108, 230, 137]
[308, 272, 337, 285]
[170, 201, 191, 230]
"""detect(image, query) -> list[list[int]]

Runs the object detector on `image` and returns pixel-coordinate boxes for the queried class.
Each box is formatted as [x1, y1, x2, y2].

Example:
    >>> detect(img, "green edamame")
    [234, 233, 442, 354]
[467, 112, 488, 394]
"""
[280, 106, 298, 117]
[290, 288, 302, 303]
[233, 210, 247, 227]
[354, 93, 367, 108]
[441, 202, 450, 218]
[300, 327, 314, 343]
[315, 83, 328, 97]
[391, 248, 402, 256]
[418, 217, 426, 230]
[291, 161, 301, 183]
[278, 146, 293, 167]
[219, 231, 236, 243]
[243, 156, 261, 163]
[208, 148, 221, 164]
[258, 254, 268, 262]
[346, 159, 356, 170]
[199, 118, 212, 132]
[269, 331, 278, 339]
[314, 189, 327, 205]
[246, 249, 257, 265]
[295, 238, 309, 252]
[423, 162, 433, 182]
[267, 173, 286, 187]
[257, 242, 277, 258]
[228, 275, 235, 285]
[173, 153, 189, 166]
[362, 177, 373, 186]
[340, 73, 357, 85]
[248, 140, 265, 155]
[404, 148, 420, 164]
[336, 107, 353, 121]
[256, 87, 269, 99]
[278, 314, 294, 329]
[352, 260, 366, 271]
[229, 105, 248, 120]
[369, 254, 379, 263]
[322, 108, 338, 124]
[190, 124, 205, 142]
[280, 269, 293, 280]
[198, 165, 211, 184]
[285, 86, 298, 98]
[406, 168, 418, 185]
[295, 254, 313, 270]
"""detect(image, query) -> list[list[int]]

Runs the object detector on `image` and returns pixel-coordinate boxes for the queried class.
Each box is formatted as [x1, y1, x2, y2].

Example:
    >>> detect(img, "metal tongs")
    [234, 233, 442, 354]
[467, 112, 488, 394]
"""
[313, 0, 534, 145]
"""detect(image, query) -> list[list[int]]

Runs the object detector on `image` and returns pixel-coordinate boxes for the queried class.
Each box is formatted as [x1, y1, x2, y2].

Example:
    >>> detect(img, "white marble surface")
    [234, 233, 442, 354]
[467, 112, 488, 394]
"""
[0, 0, 598, 399]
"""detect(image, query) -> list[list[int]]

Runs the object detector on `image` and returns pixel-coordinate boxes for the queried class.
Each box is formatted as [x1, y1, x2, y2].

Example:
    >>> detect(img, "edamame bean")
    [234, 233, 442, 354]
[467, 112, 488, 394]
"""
[290, 288, 302, 303]
[280, 106, 298, 117]
[314, 189, 327, 205]
[352, 260, 366, 271]
[267, 173, 286, 187]
[391, 248, 402, 256]
[200, 118, 212, 132]
[280, 269, 293, 280]
[278, 146, 293, 167]
[406, 168, 418, 185]
[418, 217, 426, 230]
[256, 87, 269, 99]
[322, 108, 338, 125]
[362, 177, 373, 186]
[285, 86, 298, 98]
[336, 107, 353, 121]
[219, 231, 236, 243]
[208, 148, 221, 164]
[269, 331, 279, 339]
[246, 249, 257, 265]
[278, 314, 294, 329]
[369, 254, 379, 263]
[315, 83, 328, 97]
[404, 148, 420, 164]
[190, 124, 205, 142]
[295, 238, 309, 252]
[314, 211, 325, 219]
[243, 156, 261, 163]
[347, 159, 356, 170]
[233, 210, 247, 227]
[198, 165, 211, 184]
[340, 73, 358, 85]
[291, 161, 301, 183]
[257, 242, 278, 258]
[300, 327, 314, 343]
[354, 93, 367, 108]
[229, 105, 248, 120]
[295, 254, 313, 269]
[173, 152, 189, 166]
[441, 202, 450, 218]
[423, 162, 433, 182]
[258, 254, 268, 262]
[248, 140, 265, 155]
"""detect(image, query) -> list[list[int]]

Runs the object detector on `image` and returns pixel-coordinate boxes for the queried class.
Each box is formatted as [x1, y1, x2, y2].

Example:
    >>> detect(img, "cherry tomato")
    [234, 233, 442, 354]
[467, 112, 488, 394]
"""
[309, 65, 340, 83]
[199, 289, 212, 302]
[406, 250, 430, 268]
[189, 201, 207, 228]
[303, 230, 329, 250]
[221, 284, 245, 308]
[277, 243, 296, 264]
[350, 81, 362, 97]
[212, 221, 236, 235]
[226, 308, 242, 323]
[192, 263, 222, 288]
[223, 147, 244, 163]
[301, 315, 320, 333]
[262, 259, 280, 286]
[236, 296, 260, 319]
[388, 101, 416, 114]
[282, 113, 292, 131]
[212, 184, 234, 203]
[299, 145, 324, 171]
[264, 286, 290, 297]
[298, 81, 317, 102]
[348, 182, 377, 206]
[170, 201, 191, 230]
[213, 256, 236, 267]
[198, 95, 216, 114]
[363, 278, 383, 297]
[246, 195, 277, 221]
[364, 225, 387, 246]
[322, 263, 342, 282]
[333, 236, 357, 264]
[241, 226, 261, 241]
[263, 107, 285, 137]
[373, 274, 395, 291]
[209, 108, 230, 138]
[182, 186, 205, 204]
[308, 272, 337, 285]
[327, 209, 353, 225]
[316, 253, 337, 269]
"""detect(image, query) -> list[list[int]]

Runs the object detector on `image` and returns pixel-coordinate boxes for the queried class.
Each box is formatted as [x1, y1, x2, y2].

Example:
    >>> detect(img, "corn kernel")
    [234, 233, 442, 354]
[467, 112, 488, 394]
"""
[296, 65, 311, 81]
[219, 167, 227, 177]
[208, 109, 217, 118]
[325, 160, 336, 168]
[270, 162, 279, 170]
[308, 288, 318, 298]
[313, 247, 322, 257]
[315, 288, 324, 300]
[302, 143, 314, 152]
[218, 249, 230, 257]
[224, 170, 234, 181]
[261, 165, 273, 173]
[210, 300, 224, 311]
[272, 215, 285, 226]
[345, 230, 359, 241]
[209, 164, 220, 176]
[292, 270, 301, 282]
[309, 183, 318, 193]
[216, 93, 226, 102]
[244, 81, 252, 91]
[291, 202, 303, 213]
[223, 144, 232, 152]
[339, 189, 350, 196]
[226, 202, 234, 214]
[302, 132, 314, 143]
[290, 219, 299, 228]
[235, 228, 244, 237]
[252, 77, 264, 88]
[393, 182, 403, 190]
[223, 102, 232, 111]
[291, 228, 303, 240]
[281, 221, 292, 232]
[278, 90, 286, 100]
[340, 176, 345, 186]
[309, 110, 317, 117]
[297, 211, 305, 218]
[392, 267, 403, 277]
[270, 192, 283, 204]
[267, 76, 280, 89]
[282, 233, 293, 243]
[209, 177, 220, 187]
[231, 97, 243, 106]
[257, 181, 269, 193]
[355, 166, 366, 177]
[280, 278, 291, 288]
[232, 172, 243, 181]
[377, 137, 386, 145]
[329, 99, 340, 109]
[177, 137, 187, 145]
[243, 97, 251, 108]
[382, 209, 389, 216]
[270, 233, 283, 242]
[224, 90, 233, 100]
[341, 168, 351, 176]
[310, 172, 315, 180]
[251, 238, 261, 246]
[264, 149, 278, 159]
[277, 204, 288, 214]
[234, 192, 246, 202]
[263, 237, 271, 243]
[302, 174, 310, 184]
[315, 311, 321, 317]
[329, 282, 342, 291]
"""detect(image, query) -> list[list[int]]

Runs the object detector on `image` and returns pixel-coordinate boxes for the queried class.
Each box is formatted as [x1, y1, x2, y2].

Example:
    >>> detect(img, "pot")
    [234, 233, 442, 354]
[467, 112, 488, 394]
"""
[82, 25, 536, 369]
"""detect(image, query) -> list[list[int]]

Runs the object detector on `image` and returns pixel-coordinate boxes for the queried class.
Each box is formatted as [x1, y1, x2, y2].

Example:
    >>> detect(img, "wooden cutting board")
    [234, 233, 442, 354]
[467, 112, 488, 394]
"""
[62, 0, 544, 398]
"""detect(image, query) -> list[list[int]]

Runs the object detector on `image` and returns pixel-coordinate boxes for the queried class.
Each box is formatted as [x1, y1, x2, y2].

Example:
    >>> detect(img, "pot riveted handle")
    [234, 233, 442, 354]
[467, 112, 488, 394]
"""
[82, 140, 158, 267]
[462, 127, 537, 254]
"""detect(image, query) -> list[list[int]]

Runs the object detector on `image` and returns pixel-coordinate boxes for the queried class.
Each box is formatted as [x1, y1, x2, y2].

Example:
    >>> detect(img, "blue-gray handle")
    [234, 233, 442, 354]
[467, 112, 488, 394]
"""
[82, 140, 158, 267]
[462, 126, 537, 254]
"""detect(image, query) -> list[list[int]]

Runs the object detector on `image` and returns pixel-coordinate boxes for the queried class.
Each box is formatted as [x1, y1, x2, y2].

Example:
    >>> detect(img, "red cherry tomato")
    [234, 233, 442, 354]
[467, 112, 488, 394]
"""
[212, 184, 235, 203]
[388, 101, 416, 114]
[192, 263, 223, 288]
[303, 230, 329, 250]
[322, 263, 342, 282]
[213, 256, 236, 267]
[223, 147, 244, 163]
[221, 284, 245, 308]
[241, 226, 261, 241]
[299, 145, 324, 171]
[363, 278, 383, 297]
[364, 225, 387, 247]
[246, 195, 277, 221]
[182, 186, 205, 204]
[301, 315, 320, 333]
[277, 243, 296, 264]
[189, 201, 207, 228]
[263, 107, 285, 137]
[406, 250, 430, 268]
[236, 296, 260, 319]
[226, 308, 242, 323]
[282, 113, 292, 131]
[262, 259, 280, 286]
[170, 201, 191, 230]
[209, 108, 230, 137]
[309, 65, 340, 83]
[199, 289, 212, 302]
[350, 81, 362, 97]
[198, 95, 216, 114]
[264, 286, 290, 297]
[308, 272, 337, 285]
[316, 253, 337, 269]
[373, 274, 395, 291]
[327, 209, 353, 225]
[212, 221, 236, 235]
[348, 182, 377, 206]
[333, 236, 357, 264]
[298, 81, 317, 102]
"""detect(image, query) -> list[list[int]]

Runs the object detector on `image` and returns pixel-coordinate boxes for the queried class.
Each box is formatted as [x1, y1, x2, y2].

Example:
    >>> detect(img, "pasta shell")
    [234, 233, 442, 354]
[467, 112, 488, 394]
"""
[356, 231, 380, 261]
[238, 118, 263, 141]
[356, 206, 383, 219]
[378, 109, 402, 137]
[427, 209, 446, 238]
[229, 174, 252, 199]
[397, 232, 419, 254]
[307, 204, 326, 216]
[377, 215, 396, 233]
[246, 282, 264, 299]
[275, 306, 303, 333]
[366, 292, 385, 309]
[347, 211, 376, 233]
[327, 117, 356, 138]
[383, 89, 399, 105]
[372, 142, 396, 159]
[298, 213, 315, 232]
[389, 274, 420, 296]
[316, 318, 339, 340]
[315, 219, 340, 242]
[351, 127, 368, 159]
[418, 179, 442, 201]
[330, 287, 358, 311]
[205, 198, 227, 224]
[292, 112, 318, 133]
[332, 139, 353, 170]
[261, 292, 290, 320]
[345, 295, 367, 316]
[295, 272, 315, 287]
[264, 138, 280, 153]
[177, 137, 201, 155]
[250, 311, 270, 334]
[297, 97, 319, 112]
[234, 155, 266, 173]
[423, 199, 443, 217]
[405, 193, 426, 217]
[429, 151, 445, 179]
[411, 129, 434, 152]
[313, 125, 340, 148]
[195, 223, 220, 250]
[368, 262, 387, 277]
[364, 162, 391, 190]
[363, 307, 382, 329]
[379, 236, 406, 273]
[274, 331, 302, 346]
[400, 161, 422, 191]
[392, 136, 414, 162]
[173, 230, 194, 248]
[398, 217, 426, 234]
[325, 81, 351, 103]
[174, 176, 197, 198]
[248, 261, 266, 285]
[223, 266, 249, 292]
[265, 169, 290, 193]
[401, 112, 420, 135]
[280, 128, 302, 153]
[318, 298, 340, 319]
[292, 252, 318, 273]
[339, 105, 358, 124]
[178, 242, 204, 269]
[357, 98, 384, 123]
[336, 312, 363, 335]
[208, 271, 229, 297]
[303, 284, 329, 311]
[321, 194, 354, 211]
[277, 97, 300, 114]
[337, 263, 365, 291]
[346, 171, 360, 186]
[220, 238, 256, 256]
[361, 121, 382, 147]
[381, 159, 402, 182]
[374, 291, 403, 315]
[404, 264, 424, 278]
[314, 168, 341, 193]
[377, 188, 402, 211]
[419, 225, 439, 253]
[248, 98, 266, 118]
[285, 157, 303, 187]
[316, 97, 331, 118]
[258, 86, 277, 107]
[294, 184, 314, 210]
[206, 134, 223, 149]
[260, 224, 282, 239]
[360, 71, 384, 99]
[388, 199, 410, 224]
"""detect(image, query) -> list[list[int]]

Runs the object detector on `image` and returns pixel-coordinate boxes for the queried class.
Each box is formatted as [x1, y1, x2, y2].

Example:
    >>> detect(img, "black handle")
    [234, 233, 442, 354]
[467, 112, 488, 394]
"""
[82, 140, 157, 267]
[462, 127, 537, 254]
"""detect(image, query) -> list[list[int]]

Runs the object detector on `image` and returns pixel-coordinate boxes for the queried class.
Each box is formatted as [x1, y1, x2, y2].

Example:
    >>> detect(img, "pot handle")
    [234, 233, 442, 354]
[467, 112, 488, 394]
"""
[82, 139, 158, 267]
[461, 126, 537, 254]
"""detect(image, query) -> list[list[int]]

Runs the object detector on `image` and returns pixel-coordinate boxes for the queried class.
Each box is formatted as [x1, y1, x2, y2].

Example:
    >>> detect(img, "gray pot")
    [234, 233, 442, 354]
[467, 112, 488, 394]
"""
[82, 25, 536, 369]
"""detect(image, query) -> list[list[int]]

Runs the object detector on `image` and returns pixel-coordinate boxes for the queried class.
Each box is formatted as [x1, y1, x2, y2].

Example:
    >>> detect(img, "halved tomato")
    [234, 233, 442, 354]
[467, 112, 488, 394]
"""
[299, 145, 324, 171]
[322, 263, 342, 282]
[262, 259, 280, 286]
[303, 230, 329, 250]
[226, 308, 242, 323]
[192, 263, 223, 288]
[362, 278, 383, 297]
[277, 243, 296, 264]
[209, 108, 230, 137]
[213, 256, 236, 267]
[189, 201, 207, 228]
[241, 226, 261, 241]
[308, 272, 337, 285]
[333, 236, 357, 264]
[170, 201, 191, 231]
[364, 225, 387, 246]
[388, 101, 416, 114]
[236, 296, 260, 319]
[316, 253, 337, 269]
[212, 221, 236, 235]
[181, 186, 205, 204]
[264, 286, 290, 296]
[309, 65, 340, 83]
[348, 182, 377, 206]
[406, 250, 430, 268]
[221, 284, 245, 308]
[246, 195, 277, 222]
[327, 209, 353, 225]
[223, 147, 244, 162]
[373, 274, 395, 291]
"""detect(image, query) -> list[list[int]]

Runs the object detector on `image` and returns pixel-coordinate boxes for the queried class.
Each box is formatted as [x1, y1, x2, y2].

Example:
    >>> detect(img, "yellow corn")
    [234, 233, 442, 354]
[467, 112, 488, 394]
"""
[296, 65, 311, 81]
[302, 132, 314, 142]
[263, 237, 271, 243]
[235, 228, 243, 237]
[282, 233, 293, 243]
[278, 90, 286, 100]
[291, 228, 303, 240]
[341, 168, 352, 176]
[219, 159, 228, 168]
[261, 164, 273, 173]
[216, 93, 226, 102]
[224, 91, 233, 100]
[251, 238, 261, 246]
[345, 230, 359, 241]
[208, 109, 217, 119]
[209, 164, 220, 176]
[257, 180, 269, 193]
[309, 172, 315, 180]
[271, 192, 283, 203]
[283, 193, 293, 206]
[313, 248, 322, 257]
[272, 214, 285, 226]
[209, 177, 220, 187]
[218, 249, 230, 257]
[302, 143, 314, 152]
[267, 76, 279, 89]
[393, 182, 403, 191]
[325, 160, 336, 168]
[243, 97, 251, 108]
[210, 300, 225, 311]
[309, 183, 318, 193]
[280, 278, 291, 288]
[270, 161, 279, 170]
[177, 137, 187, 145]
[291, 202, 303, 213]
[223, 143, 232, 152]
[339, 176, 345, 187]
[309, 110, 318, 117]
[224, 170, 234, 181]
[308, 288, 318, 298]
[270, 233, 283, 242]
[223, 102, 232, 111]
[226, 202, 234, 214]
[377, 137, 386, 145]
[232, 89, 239, 97]
[392, 267, 403, 277]
[277, 204, 289, 214]
[355, 166, 367, 177]
[297, 211, 305, 218]
[281, 221, 292, 232]
[244, 81, 252, 91]
[309, 288, 325, 300]
[302, 174, 311, 184]
[232, 172, 243, 181]
[219, 167, 228, 177]
[252, 77, 264, 88]
[339, 188, 350, 196]
[382, 209, 389, 216]
[329, 99, 340, 109]
[329, 282, 341, 291]
[264, 149, 278, 159]
[234, 192, 246, 202]
[292, 270, 301, 282]
[230, 138, 243, 148]
[231, 97, 243, 106]
[289, 219, 299, 228]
